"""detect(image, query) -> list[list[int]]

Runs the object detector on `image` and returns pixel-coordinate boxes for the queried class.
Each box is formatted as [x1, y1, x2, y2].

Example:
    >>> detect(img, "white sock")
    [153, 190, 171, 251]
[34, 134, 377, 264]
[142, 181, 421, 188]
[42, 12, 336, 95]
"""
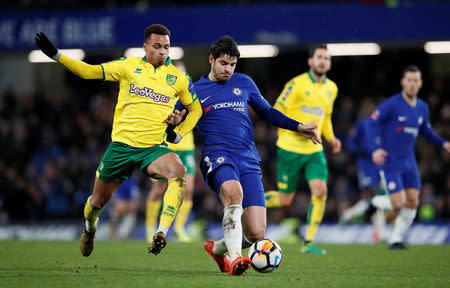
[222, 204, 243, 262]
[118, 213, 137, 238]
[85, 218, 99, 233]
[389, 207, 417, 244]
[372, 195, 393, 211]
[341, 200, 368, 222]
[212, 239, 228, 255]
[156, 226, 168, 235]
[372, 209, 386, 241]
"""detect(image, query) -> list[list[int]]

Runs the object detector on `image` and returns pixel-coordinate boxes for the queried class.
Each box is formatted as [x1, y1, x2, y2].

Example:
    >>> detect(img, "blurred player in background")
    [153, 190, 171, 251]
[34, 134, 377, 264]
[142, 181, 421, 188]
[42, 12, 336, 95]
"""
[108, 175, 139, 239]
[146, 61, 197, 243]
[34, 24, 202, 257]
[366, 65, 450, 249]
[265, 44, 341, 255]
[168, 36, 320, 275]
[341, 108, 387, 242]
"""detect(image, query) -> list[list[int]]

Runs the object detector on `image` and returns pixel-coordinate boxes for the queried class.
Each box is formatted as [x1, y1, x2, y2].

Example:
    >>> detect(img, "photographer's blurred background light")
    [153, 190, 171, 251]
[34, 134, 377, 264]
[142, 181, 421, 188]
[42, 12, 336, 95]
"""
[28, 49, 85, 63]
[327, 43, 381, 56]
[238, 45, 279, 58]
[124, 47, 184, 60]
[424, 41, 450, 54]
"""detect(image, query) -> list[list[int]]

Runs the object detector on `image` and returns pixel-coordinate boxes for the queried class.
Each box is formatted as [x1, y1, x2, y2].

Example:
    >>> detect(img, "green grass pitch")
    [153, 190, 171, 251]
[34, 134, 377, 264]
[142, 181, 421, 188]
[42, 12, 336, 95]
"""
[1, 240, 449, 288]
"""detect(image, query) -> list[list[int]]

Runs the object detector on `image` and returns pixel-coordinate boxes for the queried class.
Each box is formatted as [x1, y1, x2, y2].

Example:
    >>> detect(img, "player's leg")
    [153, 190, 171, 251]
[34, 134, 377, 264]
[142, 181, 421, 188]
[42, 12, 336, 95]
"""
[389, 165, 421, 249]
[265, 148, 302, 207]
[173, 150, 196, 242]
[145, 180, 166, 242]
[144, 151, 186, 255]
[302, 151, 328, 255]
[203, 164, 248, 274]
[389, 187, 419, 249]
[108, 198, 127, 237]
[81, 177, 121, 256]
[174, 173, 194, 242]
[117, 199, 138, 239]
[81, 142, 132, 256]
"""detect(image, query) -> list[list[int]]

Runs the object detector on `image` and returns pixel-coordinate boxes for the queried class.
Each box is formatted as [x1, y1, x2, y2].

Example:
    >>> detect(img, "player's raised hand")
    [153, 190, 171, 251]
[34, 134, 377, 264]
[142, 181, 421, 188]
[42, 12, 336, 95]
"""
[164, 109, 186, 125]
[34, 32, 59, 59]
[329, 137, 342, 154]
[372, 148, 388, 165]
[297, 122, 321, 145]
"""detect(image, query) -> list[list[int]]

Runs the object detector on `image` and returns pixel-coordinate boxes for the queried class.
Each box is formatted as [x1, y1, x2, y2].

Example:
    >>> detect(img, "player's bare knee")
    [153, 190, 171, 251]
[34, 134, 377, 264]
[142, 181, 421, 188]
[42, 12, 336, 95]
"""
[391, 199, 405, 211]
[170, 162, 186, 179]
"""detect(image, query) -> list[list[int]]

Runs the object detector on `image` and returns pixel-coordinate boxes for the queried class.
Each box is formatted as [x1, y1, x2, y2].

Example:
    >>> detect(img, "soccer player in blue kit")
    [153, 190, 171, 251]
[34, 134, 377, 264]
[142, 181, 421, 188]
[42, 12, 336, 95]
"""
[341, 116, 387, 242]
[167, 36, 320, 275]
[366, 66, 450, 249]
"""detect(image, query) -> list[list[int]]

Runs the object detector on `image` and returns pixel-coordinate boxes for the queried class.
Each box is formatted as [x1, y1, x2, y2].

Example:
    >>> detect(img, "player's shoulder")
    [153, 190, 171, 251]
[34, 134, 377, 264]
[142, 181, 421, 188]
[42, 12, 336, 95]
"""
[290, 73, 308, 84]
[232, 73, 254, 83]
[325, 77, 338, 90]
[416, 97, 429, 111]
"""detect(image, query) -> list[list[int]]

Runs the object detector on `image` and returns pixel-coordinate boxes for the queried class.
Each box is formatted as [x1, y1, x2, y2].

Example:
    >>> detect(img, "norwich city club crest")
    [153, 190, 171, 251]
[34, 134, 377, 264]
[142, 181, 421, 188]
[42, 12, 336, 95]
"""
[166, 74, 177, 85]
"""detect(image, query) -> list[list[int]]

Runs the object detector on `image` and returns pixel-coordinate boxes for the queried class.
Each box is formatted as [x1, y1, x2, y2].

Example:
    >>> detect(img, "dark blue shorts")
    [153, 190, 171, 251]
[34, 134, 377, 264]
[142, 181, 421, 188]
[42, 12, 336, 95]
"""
[380, 161, 421, 194]
[200, 151, 265, 208]
[357, 163, 380, 190]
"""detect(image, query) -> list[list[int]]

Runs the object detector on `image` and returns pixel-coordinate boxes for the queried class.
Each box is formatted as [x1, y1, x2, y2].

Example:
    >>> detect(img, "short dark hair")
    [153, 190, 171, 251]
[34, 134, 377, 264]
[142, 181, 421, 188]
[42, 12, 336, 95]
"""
[144, 24, 170, 42]
[402, 65, 421, 78]
[308, 44, 328, 58]
[210, 36, 240, 59]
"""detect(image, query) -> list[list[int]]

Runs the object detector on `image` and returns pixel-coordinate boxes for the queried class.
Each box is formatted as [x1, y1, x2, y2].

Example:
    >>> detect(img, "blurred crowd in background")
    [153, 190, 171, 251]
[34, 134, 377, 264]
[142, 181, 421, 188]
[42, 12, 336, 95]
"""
[1, 65, 449, 225]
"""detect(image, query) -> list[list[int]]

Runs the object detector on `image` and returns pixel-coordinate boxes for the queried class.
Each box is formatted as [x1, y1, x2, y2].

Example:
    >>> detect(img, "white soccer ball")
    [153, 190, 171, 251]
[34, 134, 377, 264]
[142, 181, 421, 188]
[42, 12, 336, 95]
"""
[248, 238, 282, 273]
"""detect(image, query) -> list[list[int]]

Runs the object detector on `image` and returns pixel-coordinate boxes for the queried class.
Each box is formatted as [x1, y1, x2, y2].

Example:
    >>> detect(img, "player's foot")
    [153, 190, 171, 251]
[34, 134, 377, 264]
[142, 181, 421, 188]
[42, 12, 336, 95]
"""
[301, 242, 326, 255]
[203, 240, 231, 273]
[230, 256, 252, 276]
[389, 242, 407, 250]
[80, 218, 99, 257]
[174, 228, 192, 243]
[148, 231, 167, 255]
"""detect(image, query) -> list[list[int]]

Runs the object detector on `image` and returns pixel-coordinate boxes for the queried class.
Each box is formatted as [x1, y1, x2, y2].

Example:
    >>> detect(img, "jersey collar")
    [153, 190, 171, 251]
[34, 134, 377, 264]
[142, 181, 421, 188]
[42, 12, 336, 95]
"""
[142, 56, 172, 66]
[307, 70, 327, 84]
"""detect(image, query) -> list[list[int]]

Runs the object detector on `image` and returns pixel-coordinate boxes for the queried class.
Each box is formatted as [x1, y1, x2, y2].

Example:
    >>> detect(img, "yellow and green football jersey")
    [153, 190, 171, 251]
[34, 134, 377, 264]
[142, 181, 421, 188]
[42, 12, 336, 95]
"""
[275, 71, 338, 154]
[100, 56, 198, 148]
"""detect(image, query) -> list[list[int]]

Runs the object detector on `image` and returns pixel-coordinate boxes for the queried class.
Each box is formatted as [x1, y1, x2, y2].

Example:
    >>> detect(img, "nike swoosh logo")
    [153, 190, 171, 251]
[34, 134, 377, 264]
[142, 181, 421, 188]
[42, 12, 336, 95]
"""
[200, 96, 211, 104]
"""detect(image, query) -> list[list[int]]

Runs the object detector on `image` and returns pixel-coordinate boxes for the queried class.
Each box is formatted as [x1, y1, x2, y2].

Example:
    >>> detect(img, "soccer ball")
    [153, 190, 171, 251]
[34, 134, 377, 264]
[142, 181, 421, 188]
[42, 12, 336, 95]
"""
[248, 238, 282, 273]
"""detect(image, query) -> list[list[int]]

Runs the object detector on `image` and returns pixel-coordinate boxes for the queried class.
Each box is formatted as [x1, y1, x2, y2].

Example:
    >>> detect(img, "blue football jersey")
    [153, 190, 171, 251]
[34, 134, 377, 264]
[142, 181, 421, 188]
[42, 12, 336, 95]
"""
[193, 73, 272, 162]
[367, 93, 445, 164]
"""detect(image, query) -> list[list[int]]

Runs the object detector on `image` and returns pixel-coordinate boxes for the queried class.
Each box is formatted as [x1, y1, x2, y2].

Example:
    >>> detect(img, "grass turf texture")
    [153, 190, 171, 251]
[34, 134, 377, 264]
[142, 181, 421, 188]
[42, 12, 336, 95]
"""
[1, 241, 449, 288]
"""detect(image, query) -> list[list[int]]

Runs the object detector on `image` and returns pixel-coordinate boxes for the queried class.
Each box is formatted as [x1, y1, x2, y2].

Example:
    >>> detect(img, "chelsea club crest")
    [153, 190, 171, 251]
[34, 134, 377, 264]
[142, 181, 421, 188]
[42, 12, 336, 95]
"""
[232, 88, 242, 96]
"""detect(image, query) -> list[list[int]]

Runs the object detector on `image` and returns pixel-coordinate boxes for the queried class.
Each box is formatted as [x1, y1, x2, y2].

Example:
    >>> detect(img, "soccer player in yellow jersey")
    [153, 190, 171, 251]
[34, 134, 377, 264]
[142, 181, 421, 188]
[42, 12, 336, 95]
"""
[34, 24, 202, 257]
[146, 61, 197, 243]
[265, 44, 341, 254]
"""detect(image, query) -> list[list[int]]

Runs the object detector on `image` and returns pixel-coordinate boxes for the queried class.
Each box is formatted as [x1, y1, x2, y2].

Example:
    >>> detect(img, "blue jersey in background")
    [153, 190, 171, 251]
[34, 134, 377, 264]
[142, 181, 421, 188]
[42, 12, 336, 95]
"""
[366, 93, 445, 193]
[347, 118, 380, 190]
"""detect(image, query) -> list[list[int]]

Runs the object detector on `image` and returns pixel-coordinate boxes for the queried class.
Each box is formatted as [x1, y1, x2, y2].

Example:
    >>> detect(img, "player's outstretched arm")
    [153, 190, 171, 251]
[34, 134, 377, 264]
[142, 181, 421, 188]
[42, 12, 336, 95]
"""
[34, 32, 103, 79]
[297, 122, 321, 145]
